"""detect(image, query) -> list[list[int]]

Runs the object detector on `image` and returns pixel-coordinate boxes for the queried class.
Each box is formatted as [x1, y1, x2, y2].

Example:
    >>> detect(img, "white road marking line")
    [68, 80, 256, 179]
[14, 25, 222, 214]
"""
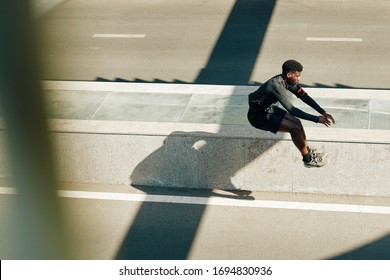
[2, 188, 389, 215]
[0, 187, 17, 195]
[92, 34, 146, 38]
[51, 189, 390, 215]
[306, 37, 363, 42]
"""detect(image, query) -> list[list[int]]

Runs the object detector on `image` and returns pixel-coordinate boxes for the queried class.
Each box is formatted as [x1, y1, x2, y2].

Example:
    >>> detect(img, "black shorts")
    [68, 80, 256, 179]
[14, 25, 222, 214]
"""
[247, 105, 287, 134]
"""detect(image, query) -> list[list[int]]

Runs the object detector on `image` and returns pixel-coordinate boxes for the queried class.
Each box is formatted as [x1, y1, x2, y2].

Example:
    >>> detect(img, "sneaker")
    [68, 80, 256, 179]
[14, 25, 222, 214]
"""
[308, 146, 327, 158]
[304, 153, 327, 168]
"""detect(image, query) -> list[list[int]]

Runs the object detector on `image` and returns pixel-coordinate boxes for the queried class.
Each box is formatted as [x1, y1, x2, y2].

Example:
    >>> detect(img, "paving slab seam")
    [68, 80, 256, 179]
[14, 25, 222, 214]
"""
[41, 81, 390, 99]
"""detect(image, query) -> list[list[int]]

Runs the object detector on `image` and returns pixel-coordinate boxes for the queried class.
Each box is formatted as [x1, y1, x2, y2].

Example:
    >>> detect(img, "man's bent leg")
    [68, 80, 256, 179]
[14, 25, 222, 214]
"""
[278, 116, 309, 156]
[284, 113, 307, 142]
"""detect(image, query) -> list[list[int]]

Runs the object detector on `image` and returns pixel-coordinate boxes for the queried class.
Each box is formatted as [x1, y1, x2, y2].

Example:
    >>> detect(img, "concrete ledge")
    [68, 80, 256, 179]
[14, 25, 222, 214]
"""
[48, 119, 390, 144]
[2, 119, 388, 197]
[1, 81, 390, 197]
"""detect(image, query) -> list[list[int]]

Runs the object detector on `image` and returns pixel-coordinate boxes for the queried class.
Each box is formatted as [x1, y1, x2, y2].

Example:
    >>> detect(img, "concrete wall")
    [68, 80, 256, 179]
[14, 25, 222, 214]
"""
[2, 120, 387, 197]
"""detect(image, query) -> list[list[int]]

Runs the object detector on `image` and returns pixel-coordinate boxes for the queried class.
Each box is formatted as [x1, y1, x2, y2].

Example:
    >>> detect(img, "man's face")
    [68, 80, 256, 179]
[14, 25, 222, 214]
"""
[286, 71, 301, 86]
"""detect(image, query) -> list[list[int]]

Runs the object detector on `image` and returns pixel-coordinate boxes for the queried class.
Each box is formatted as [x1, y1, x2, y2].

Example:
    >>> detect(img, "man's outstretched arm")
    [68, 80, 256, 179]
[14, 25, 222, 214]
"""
[293, 86, 336, 126]
[273, 85, 320, 123]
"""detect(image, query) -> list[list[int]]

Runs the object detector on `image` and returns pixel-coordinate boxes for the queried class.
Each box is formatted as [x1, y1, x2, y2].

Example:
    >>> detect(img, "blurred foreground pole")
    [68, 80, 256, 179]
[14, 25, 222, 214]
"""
[0, 1, 67, 258]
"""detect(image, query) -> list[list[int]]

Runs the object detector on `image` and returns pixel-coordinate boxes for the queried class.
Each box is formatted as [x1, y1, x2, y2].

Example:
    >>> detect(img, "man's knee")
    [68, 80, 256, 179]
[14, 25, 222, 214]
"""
[284, 120, 304, 136]
[296, 118, 303, 128]
[292, 124, 302, 134]
[290, 115, 302, 126]
[280, 117, 301, 134]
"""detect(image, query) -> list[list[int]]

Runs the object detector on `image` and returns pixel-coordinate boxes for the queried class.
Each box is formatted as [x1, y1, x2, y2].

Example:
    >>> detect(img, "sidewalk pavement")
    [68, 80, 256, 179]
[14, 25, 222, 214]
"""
[42, 81, 390, 131]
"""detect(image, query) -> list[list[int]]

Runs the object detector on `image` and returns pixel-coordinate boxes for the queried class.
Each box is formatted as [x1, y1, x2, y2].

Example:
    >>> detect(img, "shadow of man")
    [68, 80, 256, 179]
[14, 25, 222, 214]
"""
[116, 0, 278, 260]
[115, 131, 278, 259]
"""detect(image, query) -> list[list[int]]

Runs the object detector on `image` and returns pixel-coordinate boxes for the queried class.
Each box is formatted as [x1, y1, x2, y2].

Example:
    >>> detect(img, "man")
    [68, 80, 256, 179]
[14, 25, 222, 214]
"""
[247, 59, 335, 167]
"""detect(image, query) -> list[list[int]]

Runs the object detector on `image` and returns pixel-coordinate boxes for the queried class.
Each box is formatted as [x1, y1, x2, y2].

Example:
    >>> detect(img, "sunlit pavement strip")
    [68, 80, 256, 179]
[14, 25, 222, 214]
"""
[1, 187, 390, 215]
[306, 37, 363, 42]
[0, 187, 16, 195]
[92, 34, 146, 38]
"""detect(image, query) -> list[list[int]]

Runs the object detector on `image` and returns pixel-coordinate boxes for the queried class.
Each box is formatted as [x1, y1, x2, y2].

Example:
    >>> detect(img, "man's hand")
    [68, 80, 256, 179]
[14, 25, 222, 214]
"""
[318, 113, 335, 127]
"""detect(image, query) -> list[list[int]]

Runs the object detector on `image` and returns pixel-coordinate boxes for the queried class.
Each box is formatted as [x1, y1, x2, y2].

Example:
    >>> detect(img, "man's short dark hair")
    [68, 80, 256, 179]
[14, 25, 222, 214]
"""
[282, 60, 303, 75]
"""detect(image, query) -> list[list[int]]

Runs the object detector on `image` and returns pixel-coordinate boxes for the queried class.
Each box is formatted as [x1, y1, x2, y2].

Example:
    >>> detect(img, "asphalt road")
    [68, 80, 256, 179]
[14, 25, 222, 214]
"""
[1, 183, 390, 260]
[37, 0, 390, 89]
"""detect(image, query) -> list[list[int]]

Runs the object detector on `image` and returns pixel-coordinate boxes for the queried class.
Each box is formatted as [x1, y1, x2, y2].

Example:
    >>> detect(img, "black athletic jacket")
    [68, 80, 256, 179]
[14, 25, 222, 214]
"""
[248, 74, 326, 123]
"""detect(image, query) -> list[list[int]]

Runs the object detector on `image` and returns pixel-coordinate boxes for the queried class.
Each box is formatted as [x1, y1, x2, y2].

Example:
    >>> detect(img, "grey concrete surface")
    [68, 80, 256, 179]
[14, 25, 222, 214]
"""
[46, 125, 390, 197]
[2, 182, 390, 260]
[37, 0, 390, 89]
